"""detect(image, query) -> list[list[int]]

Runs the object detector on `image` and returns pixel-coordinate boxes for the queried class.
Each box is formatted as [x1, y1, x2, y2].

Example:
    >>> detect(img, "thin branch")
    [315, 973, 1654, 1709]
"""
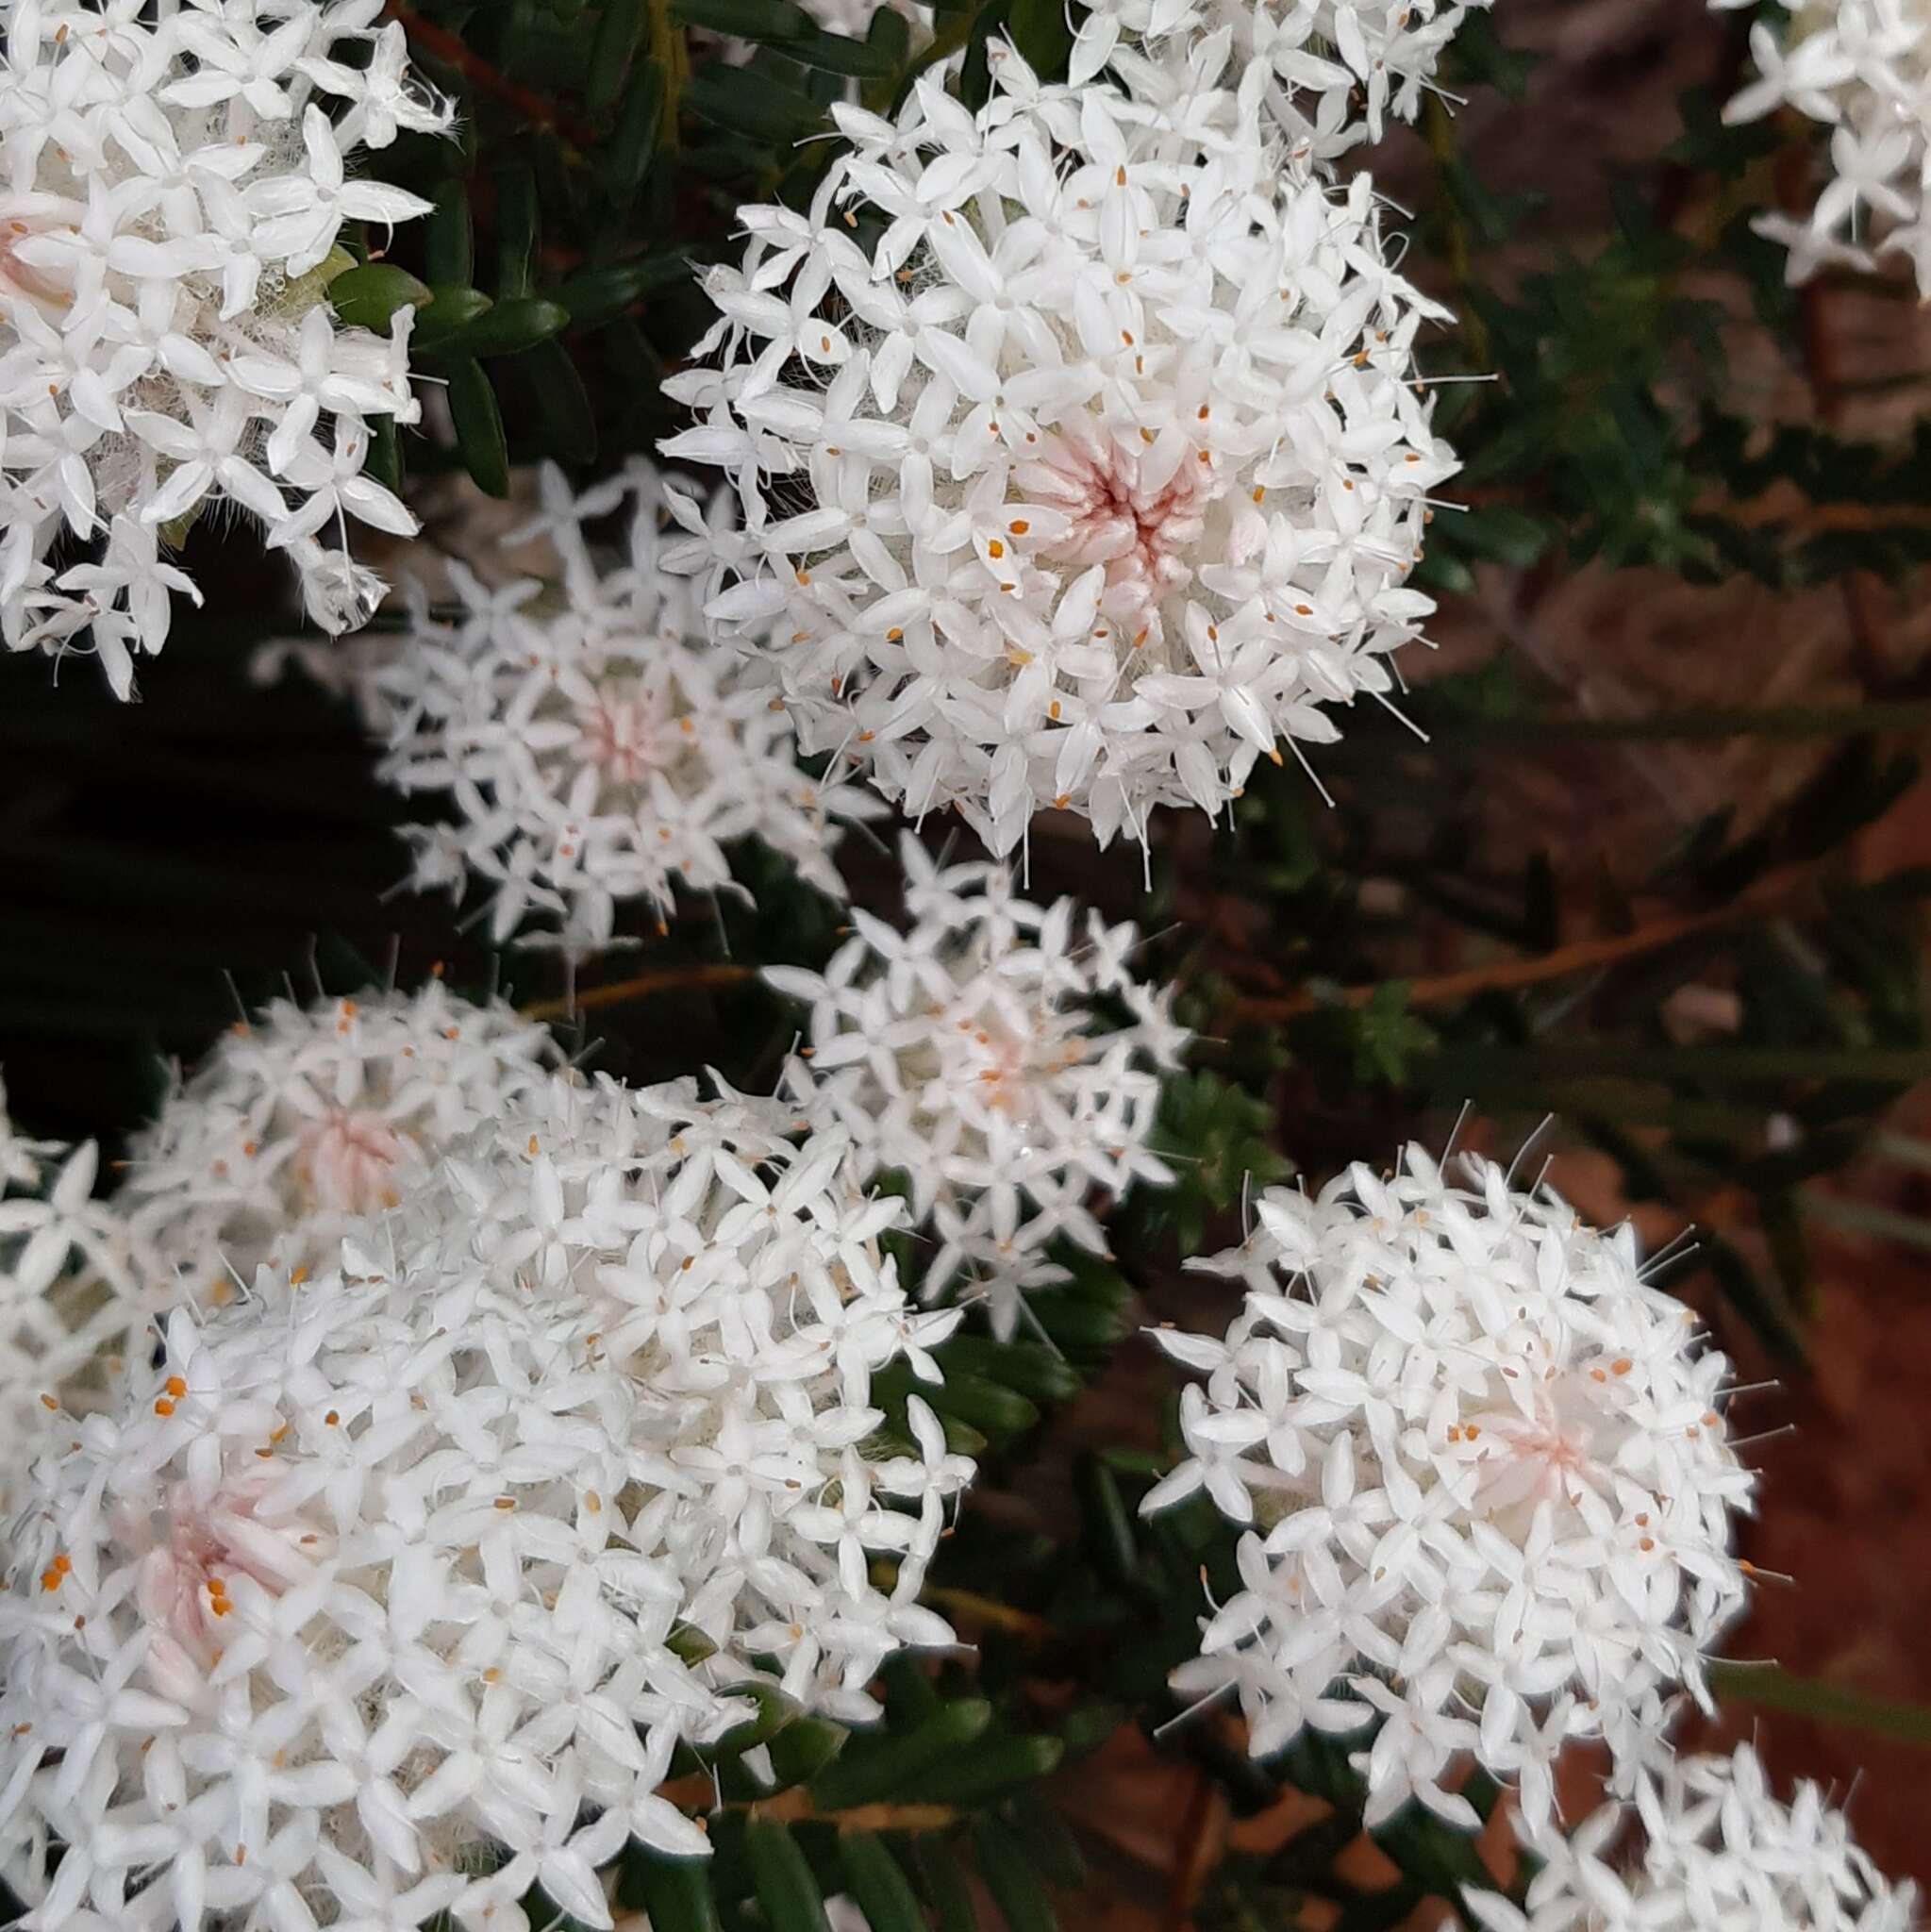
[1709, 1661, 1931, 1749]
[1225, 866, 1815, 1024]
[521, 960, 757, 1022]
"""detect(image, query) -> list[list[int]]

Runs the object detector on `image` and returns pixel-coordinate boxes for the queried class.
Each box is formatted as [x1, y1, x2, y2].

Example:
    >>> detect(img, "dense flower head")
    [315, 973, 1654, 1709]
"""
[0, 1067, 972, 1931]
[1143, 1145, 1755, 1833]
[662, 38, 1457, 857]
[1717, 0, 1931, 295]
[360, 460, 879, 955]
[0, 1072, 145, 1492]
[120, 981, 560, 1304]
[769, 834, 1186, 1338]
[0, 0, 450, 698]
[1073, 0, 1495, 158]
[1466, 1741, 1918, 1932]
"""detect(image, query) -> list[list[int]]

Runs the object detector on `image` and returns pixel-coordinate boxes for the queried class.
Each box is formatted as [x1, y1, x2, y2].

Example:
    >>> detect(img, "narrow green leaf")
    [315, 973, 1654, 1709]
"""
[787, 25, 898, 75]
[494, 162, 539, 298]
[972, 1817, 1057, 1932]
[913, 1840, 976, 1932]
[447, 358, 510, 498]
[587, 0, 646, 112]
[425, 179, 474, 286]
[672, 0, 808, 35]
[808, 1700, 992, 1811]
[686, 65, 825, 142]
[838, 1835, 924, 1932]
[616, 1850, 722, 1932]
[918, 1373, 1039, 1440]
[522, 337, 597, 463]
[1075, 1454, 1141, 1593]
[1028, 1297, 1129, 1351]
[865, 4, 912, 64]
[553, 253, 691, 327]
[412, 285, 494, 354]
[763, 1715, 848, 1789]
[935, 1337, 1080, 1407]
[431, 296, 571, 360]
[607, 58, 667, 197]
[745, 1820, 830, 1932]
[892, 1733, 1064, 1807]
[878, 1654, 942, 1725]
[328, 262, 432, 332]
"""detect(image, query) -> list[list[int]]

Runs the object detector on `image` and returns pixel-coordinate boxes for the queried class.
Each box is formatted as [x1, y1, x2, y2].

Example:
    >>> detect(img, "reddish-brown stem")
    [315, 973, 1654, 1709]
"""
[521, 960, 757, 1023]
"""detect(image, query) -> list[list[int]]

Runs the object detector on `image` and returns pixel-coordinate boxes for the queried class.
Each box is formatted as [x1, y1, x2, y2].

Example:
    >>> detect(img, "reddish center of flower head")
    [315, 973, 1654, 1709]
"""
[124, 1479, 287, 1667]
[575, 681, 674, 787]
[1025, 422, 1212, 615]
[296, 1108, 407, 1215]
[1467, 1370, 1623, 1526]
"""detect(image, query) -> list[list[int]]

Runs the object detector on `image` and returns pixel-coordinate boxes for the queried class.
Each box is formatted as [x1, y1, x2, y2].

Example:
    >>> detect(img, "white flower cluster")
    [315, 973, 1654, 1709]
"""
[363, 461, 879, 955]
[771, 835, 1187, 1338]
[0, 1067, 972, 1932]
[1718, 0, 1931, 295]
[120, 981, 560, 1303]
[1074, 0, 1493, 158]
[0, 1072, 145, 1491]
[1143, 1146, 1755, 1832]
[663, 41, 1457, 858]
[0, 0, 449, 698]
[1467, 1741, 1918, 1932]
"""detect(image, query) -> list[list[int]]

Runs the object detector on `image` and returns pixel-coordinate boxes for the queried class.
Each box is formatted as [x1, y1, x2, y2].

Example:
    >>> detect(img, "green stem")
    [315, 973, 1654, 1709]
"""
[1423, 93, 1490, 370]
[1797, 1191, 1931, 1254]
[1872, 1130, 1931, 1174]
[647, 0, 688, 150]
[1709, 1662, 1931, 1749]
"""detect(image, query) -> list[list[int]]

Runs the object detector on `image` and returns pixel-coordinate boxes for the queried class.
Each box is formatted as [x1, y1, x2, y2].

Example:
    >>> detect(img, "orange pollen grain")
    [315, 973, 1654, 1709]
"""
[154, 1398, 175, 1418]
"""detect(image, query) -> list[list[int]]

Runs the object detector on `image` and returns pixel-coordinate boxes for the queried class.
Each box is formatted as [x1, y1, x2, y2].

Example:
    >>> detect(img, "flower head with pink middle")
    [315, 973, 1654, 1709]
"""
[663, 40, 1457, 857]
[1143, 1144, 1756, 1835]
[0, 1067, 974, 1932]
[768, 834, 1187, 1338]
[351, 459, 881, 956]
[118, 980, 559, 1305]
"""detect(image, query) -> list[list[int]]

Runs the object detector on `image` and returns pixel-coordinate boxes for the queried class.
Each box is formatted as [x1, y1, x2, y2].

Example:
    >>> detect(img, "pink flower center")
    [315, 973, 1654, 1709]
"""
[575, 681, 673, 786]
[1023, 423, 1211, 616]
[122, 1479, 290, 1667]
[296, 1108, 408, 1215]
[1466, 1371, 1623, 1527]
